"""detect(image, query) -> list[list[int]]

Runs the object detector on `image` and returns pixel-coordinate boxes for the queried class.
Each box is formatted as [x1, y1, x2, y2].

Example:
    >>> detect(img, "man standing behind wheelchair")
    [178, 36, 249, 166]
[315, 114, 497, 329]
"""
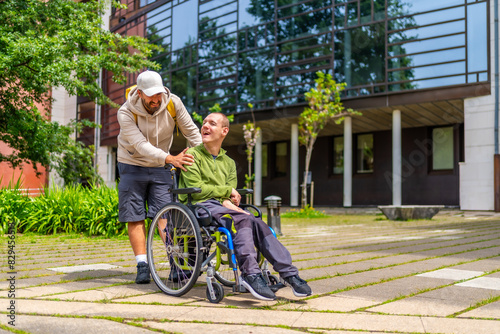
[117, 70, 202, 284]
[178, 112, 312, 300]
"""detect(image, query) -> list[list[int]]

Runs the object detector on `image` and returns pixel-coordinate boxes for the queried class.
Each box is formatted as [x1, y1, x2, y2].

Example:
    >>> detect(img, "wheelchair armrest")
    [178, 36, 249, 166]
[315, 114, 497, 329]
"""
[237, 188, 253, 195]
[170, 187, 201, 195]
[190, 204, 214, 227]
[240, 204, 262, 218]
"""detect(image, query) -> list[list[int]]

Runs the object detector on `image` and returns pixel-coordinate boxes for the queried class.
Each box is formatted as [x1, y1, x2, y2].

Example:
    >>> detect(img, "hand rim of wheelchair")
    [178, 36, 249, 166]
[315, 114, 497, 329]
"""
[147, 202, 202, 297]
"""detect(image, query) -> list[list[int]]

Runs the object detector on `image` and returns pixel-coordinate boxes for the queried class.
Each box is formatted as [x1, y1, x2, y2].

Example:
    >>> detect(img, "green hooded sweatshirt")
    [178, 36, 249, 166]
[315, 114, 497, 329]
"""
[178, 144, 237, 204]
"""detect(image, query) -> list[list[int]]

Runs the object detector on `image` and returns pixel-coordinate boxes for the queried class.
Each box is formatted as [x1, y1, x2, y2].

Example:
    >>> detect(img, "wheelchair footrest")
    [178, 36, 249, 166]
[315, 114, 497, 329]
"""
[269, 282, 286, 292]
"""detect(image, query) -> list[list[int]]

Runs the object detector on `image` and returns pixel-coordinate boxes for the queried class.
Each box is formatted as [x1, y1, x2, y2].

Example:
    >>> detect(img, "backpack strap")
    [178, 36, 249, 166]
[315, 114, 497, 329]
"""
[125, 84, 178, 135]
[166, 98, 178, 136]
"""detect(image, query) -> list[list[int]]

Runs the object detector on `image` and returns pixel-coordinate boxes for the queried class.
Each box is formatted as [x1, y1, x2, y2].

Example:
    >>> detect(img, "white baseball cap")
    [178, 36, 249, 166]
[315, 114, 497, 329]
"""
[136, 70, 167, 96]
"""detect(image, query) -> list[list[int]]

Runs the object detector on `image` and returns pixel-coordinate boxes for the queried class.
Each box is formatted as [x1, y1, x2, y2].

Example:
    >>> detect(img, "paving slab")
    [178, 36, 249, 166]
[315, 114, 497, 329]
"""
[293, 311, 500, 334]
[320, 332, 402, 334]
[367, 285, 500, 316]
[417, 268, 484, 280]
[142, 320, 303, 333]
[116, 289, 208, 306]
[458, 300, 500, 319]
[456, 277, 500, 290]
[0, 314, 155, 333]
[335, 276, 453, 304]
[449, 256, 500, 272]
[0, 299, 197, 320]
[19, 274, 136, 298]
[47, 263, 122, 273]
[38, 282, 159, 301]
[276, 294, 379, 312]
[0, 269, 135, 291]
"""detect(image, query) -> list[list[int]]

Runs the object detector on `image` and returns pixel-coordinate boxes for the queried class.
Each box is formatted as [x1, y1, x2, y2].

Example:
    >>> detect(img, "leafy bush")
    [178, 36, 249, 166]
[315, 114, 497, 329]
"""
[0, 183, 32, 234]
[0, 182, 124, 237]
[281, 205, 329, 218]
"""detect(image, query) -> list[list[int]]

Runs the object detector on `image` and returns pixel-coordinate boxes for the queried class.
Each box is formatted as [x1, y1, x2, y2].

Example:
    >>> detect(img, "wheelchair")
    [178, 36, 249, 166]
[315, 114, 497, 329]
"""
[146, 166, 282, 303]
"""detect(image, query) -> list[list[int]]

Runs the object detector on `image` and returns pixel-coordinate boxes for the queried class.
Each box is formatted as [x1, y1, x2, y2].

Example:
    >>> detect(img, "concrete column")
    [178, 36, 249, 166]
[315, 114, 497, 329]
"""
[343, 117, 352, 207]
[49, 87, 77, 188]
[106, 146, 116, 187]
[393, 109, 402, 206]
[290, 123, 299, 206]
[254, 135, 262, 206]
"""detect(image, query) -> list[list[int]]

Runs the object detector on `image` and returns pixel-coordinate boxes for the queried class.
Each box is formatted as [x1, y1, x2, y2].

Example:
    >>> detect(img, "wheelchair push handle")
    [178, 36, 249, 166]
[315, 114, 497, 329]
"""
[237, 189, 253, 195]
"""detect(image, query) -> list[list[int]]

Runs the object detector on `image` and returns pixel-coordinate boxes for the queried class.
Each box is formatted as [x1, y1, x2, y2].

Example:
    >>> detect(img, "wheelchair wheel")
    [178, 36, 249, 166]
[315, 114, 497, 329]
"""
[147, 202, 202, 297]
[206, 281, 224, 304]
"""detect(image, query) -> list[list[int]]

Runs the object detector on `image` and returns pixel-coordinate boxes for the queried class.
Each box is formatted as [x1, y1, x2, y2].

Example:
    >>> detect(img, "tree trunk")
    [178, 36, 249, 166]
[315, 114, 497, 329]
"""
[247, 159, 252, 204]
[301, 140, 315, 208]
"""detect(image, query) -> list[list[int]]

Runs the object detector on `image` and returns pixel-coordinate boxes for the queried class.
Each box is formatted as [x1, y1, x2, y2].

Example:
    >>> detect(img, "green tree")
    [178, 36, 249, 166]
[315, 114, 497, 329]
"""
[191, 103, 234, 126]
[299, 71, 360, 208]
[0, 0, 160, 181]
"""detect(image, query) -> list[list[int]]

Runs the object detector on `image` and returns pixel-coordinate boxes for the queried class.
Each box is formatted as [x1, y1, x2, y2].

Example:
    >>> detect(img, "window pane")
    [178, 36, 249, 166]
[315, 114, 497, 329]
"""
[275, 142, 288, 177]
[334, 23, 386, 88]
[141, 0, 157, 7]
[467, 2, 487, 73]
[171, 67, 197, 111]
[433, 127, 454, 170]
[333, 136, 344, 174]
[239, 0, 274, 28]
[238, 48, 275, 105]
[262, 143, 268, 177]
[356, 134, 373, 173]
[172, 1, 198, 50]
[277, 7, 332, 41]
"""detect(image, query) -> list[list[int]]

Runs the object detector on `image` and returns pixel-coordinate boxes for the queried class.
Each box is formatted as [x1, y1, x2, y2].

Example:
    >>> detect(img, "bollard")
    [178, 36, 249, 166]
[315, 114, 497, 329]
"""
[264, 195, 282, 236]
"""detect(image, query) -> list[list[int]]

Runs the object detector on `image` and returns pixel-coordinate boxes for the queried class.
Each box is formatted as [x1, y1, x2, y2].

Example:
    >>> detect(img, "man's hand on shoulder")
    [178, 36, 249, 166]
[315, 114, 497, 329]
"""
[165, 148, 195, 171]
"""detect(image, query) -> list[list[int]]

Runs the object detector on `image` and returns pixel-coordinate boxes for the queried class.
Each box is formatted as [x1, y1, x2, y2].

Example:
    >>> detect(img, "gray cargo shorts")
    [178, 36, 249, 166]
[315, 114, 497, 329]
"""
[117, 162, 174, 223]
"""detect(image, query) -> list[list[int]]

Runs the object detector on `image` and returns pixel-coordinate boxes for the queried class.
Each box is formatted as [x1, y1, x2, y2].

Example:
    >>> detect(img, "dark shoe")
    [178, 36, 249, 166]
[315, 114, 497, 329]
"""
[241, 274, 276, 301]
[282, 275, 312, 297]
[168, 269, 193, 283]
[135, 262, 150, 284]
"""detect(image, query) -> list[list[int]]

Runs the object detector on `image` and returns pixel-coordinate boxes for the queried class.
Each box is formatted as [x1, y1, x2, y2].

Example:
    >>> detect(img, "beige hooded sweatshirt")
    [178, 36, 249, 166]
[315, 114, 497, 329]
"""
[117, 86, 202, 167]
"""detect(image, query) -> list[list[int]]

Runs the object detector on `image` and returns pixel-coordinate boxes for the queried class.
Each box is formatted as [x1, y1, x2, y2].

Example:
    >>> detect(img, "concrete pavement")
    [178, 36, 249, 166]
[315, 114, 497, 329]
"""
[1, 209, 500, 333]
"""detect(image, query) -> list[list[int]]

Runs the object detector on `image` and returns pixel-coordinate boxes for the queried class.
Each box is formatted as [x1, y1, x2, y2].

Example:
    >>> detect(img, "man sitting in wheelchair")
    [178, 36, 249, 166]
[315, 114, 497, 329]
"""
[178, 112, 312, 301]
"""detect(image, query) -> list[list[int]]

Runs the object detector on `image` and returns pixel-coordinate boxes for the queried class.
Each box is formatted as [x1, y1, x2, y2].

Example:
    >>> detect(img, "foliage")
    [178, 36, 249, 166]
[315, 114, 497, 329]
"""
[281, 205, 329, 218]
[0, 177, 32, 234]
[53, 119, 103, 185]
[299, 71, 361, 208]
[191, 103, 234, 126]
[0, 0, 160, 174]
[0, 182, 123, 237]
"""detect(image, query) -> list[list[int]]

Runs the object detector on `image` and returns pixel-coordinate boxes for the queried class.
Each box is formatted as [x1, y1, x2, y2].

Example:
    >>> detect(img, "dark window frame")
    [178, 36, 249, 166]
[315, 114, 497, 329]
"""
[271, 141, 289, 179]
[354, 132, 374, 175]
[330, 135, 345, 177]
[428, 125, 457, 175]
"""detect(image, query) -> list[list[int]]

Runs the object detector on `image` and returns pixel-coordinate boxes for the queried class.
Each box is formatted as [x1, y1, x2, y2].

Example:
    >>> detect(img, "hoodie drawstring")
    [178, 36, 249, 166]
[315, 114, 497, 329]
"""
[156, 116, 159, 147]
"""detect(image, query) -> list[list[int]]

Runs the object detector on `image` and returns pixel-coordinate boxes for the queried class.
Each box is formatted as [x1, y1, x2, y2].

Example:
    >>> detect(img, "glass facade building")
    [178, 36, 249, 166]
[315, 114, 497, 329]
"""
[78, 0, 494, 207]
[103, 0, 488, 114]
